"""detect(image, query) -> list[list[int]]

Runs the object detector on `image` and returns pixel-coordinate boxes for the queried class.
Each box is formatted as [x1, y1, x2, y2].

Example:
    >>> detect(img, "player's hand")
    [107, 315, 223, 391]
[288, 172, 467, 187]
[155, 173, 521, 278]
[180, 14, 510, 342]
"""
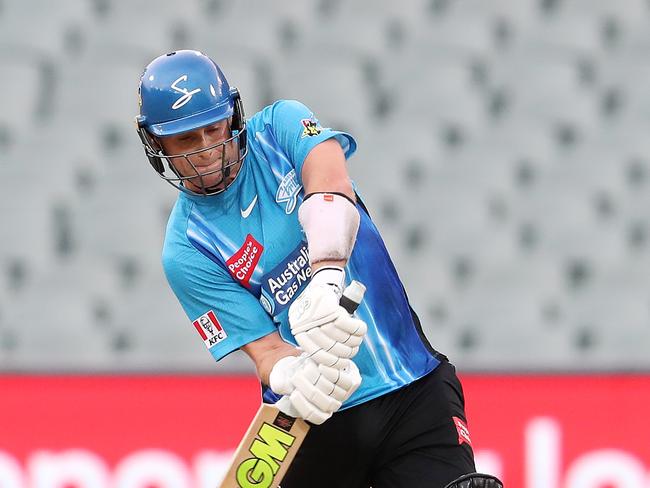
[289, 271, 367, 369]
[270, 354, 362, 425]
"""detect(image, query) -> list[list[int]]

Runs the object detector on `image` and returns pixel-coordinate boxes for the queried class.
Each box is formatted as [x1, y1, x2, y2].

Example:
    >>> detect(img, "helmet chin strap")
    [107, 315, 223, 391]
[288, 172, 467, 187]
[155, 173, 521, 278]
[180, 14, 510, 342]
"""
[192, 157, 238, 194]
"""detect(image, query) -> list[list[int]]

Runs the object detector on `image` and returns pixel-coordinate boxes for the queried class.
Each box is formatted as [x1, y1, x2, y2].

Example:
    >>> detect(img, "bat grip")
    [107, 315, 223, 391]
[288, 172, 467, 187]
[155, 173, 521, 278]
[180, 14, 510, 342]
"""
[339, 280, 366, 314]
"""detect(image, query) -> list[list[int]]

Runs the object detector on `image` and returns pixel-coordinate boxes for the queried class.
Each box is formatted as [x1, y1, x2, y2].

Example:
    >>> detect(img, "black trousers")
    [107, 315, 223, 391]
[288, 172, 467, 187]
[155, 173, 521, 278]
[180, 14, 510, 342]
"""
[280, 359, 476, 488]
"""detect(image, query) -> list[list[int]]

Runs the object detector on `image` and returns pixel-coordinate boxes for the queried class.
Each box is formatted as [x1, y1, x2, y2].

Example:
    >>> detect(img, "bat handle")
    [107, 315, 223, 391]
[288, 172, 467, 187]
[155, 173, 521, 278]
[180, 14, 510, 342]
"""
[339, 280, 365, 314]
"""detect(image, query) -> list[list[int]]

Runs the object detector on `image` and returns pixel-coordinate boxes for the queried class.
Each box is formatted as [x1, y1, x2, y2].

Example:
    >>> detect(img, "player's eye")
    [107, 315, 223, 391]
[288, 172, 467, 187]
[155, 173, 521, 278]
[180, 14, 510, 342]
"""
[178, 135, 195, 144]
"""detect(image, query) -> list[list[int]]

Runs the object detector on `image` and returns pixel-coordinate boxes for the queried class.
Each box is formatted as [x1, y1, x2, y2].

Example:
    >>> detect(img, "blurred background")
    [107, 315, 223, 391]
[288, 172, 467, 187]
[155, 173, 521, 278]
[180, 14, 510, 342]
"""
[1, 0, 650, 486]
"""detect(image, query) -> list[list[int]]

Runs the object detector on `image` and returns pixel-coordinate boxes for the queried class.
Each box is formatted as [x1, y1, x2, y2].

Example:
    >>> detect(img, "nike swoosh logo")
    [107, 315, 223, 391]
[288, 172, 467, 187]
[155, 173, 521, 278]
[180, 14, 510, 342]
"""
[241, 195, 258, 218]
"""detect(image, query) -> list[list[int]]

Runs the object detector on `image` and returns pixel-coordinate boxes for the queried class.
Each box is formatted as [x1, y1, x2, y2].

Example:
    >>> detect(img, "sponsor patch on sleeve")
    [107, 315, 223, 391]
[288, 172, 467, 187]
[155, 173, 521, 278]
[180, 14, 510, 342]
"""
[192, 310, 228, 348]
[301, 117, 322, 138]
[452, 416, 472, 447]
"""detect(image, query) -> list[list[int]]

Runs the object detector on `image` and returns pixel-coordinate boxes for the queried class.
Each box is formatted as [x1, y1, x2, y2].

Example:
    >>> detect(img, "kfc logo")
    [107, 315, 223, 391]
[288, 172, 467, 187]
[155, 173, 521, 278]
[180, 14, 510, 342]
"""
[192, 310, 227, 348]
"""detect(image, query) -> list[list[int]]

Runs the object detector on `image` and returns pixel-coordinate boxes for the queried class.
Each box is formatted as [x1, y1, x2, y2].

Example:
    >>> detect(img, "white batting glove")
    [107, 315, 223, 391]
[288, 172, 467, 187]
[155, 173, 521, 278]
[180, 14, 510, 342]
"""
[270, 354, 361, 425]
[289, 268, 367, 369]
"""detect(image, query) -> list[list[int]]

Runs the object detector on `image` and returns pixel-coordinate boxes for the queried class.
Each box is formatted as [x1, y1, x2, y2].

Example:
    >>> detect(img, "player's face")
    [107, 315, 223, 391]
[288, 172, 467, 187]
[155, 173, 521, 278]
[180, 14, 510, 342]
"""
[159, 119, 240, 193]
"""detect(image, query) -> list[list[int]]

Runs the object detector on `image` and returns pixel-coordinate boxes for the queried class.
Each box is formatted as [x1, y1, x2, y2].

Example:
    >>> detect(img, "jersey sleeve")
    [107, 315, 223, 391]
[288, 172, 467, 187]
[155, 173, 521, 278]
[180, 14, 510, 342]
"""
[269, 100, 357, 181]
[163, 245, 277, 362]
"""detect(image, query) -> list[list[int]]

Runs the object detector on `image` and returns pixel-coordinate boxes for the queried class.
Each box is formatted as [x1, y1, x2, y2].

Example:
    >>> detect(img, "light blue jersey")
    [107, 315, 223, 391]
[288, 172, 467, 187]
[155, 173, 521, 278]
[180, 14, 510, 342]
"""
[162, 100, 440, 409]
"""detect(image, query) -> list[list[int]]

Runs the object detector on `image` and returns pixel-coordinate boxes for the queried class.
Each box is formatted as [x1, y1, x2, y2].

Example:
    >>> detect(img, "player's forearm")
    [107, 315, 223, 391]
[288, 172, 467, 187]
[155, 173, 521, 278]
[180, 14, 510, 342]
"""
[241, 333, 301, 386]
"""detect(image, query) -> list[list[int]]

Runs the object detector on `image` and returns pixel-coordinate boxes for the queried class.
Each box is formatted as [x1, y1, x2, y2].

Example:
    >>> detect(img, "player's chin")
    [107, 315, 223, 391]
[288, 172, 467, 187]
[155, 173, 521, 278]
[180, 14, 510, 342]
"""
[186, 173, 224, 192]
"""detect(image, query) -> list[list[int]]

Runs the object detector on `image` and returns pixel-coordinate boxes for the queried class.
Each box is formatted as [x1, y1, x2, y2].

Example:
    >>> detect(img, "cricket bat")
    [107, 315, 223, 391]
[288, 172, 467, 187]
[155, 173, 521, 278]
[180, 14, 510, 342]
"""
[219, 280, 366, 488]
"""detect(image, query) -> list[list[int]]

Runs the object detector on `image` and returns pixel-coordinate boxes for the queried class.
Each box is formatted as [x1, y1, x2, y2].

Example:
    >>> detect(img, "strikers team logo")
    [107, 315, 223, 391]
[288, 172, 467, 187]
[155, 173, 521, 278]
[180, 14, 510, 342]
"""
[300, 117, 322, 138]
[192, 310, 227, 348]
[227, 234, 264, 288]
[452, 416, 472, 447]
[276, 169, 302, 215]
[170, 75, 201, 109]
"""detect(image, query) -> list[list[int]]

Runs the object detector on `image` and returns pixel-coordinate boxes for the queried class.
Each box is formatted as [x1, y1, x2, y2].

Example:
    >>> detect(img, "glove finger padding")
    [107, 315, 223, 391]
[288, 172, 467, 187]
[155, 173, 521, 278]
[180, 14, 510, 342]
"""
[301, 328, 358, 358]
[293, 311, 366, 367]
[318, 322, 355, 343]
[318, 363, 344, 384]
[298, 356, 322, 384]
[307, 348, 351, 369]
[295, 331, 352, 368]
[292, 373, 342, 412]
[316, 362, 361, 396]
[332, 313, 367, 338]
[317, 363, 360, 402]
[293, 359, 331, 394]
[270, 354, 355, 425]
[303, 327, 337, 351]
[286, 362, 361, 424]
[289, 390, 333, 425]
[337, 361, 362, 396]
[320, 322, 364, 347]
[328, 383, 349, 402]
[328, 341, 359, 359]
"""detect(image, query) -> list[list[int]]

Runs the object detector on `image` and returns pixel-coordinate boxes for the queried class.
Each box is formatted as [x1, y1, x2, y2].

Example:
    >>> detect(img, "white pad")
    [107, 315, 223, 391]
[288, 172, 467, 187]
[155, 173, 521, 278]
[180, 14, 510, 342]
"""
[298, 193, 360, 265]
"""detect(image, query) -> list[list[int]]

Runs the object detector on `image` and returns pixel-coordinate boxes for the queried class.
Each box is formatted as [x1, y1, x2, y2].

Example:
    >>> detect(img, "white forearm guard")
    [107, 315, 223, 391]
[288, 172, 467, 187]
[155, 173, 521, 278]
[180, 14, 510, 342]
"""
[298, 192, 360, 266]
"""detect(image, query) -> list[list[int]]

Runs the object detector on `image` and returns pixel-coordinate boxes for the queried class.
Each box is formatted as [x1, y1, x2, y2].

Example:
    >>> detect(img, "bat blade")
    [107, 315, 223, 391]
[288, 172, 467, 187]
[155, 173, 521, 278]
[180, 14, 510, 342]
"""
[219, 404, 310, 488]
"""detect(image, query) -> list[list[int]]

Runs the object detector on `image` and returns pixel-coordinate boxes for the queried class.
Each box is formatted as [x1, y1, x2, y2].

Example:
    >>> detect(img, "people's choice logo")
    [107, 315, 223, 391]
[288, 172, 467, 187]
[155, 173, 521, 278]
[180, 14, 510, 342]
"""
[227, 234, 264, 288]
[171, 75, 201, 109]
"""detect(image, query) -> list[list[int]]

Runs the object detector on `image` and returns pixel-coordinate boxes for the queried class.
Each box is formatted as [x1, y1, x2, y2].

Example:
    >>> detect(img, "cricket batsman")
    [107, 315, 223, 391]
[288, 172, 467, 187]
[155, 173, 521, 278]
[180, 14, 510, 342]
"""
[135, 50, 503, 488]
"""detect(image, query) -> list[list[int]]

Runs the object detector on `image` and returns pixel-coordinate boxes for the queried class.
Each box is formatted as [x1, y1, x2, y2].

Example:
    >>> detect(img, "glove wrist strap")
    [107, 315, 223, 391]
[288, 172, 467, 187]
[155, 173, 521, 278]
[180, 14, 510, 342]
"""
[311, 266, 346, 297]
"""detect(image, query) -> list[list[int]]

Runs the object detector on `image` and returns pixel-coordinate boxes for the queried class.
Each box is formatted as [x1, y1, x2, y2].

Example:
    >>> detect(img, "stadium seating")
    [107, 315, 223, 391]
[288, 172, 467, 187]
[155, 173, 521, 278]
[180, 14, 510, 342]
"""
[1, 0, 649, 372]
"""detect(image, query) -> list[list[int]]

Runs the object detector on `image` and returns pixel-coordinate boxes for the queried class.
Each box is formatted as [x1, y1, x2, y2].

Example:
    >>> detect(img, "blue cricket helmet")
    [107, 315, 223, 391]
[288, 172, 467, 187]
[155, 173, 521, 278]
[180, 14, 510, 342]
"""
[135, 50, 247, 195]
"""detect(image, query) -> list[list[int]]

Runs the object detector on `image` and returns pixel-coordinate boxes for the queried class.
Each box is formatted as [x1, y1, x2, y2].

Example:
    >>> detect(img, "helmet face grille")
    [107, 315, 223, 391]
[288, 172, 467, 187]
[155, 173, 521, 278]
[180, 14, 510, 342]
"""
[138, 117, 248, 196]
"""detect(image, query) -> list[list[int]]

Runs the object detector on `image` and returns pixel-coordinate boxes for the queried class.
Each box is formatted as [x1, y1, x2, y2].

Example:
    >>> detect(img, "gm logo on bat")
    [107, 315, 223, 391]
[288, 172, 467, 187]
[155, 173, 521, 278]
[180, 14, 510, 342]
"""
[235, 422, 296, 488]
